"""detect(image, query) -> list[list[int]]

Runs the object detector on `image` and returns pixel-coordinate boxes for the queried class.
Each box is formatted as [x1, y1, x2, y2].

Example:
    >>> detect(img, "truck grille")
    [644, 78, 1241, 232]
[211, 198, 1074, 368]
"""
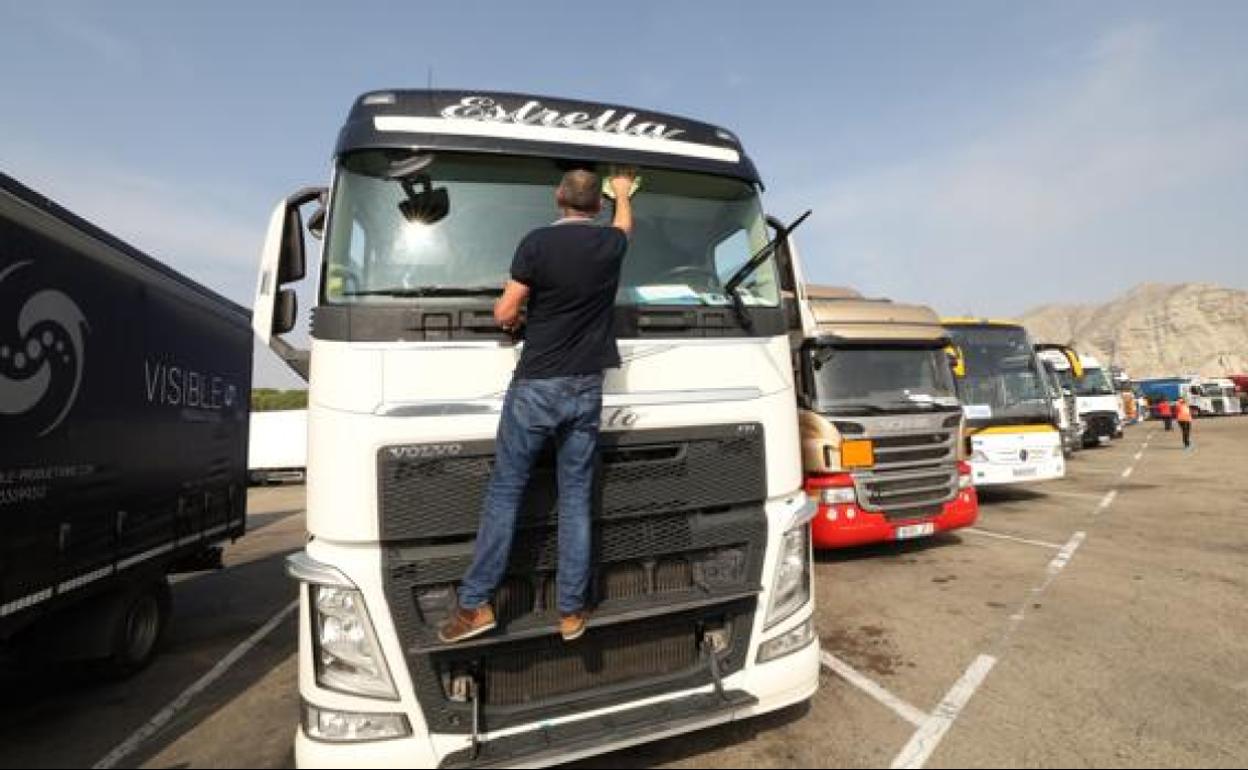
[378, 424, 766, 540]
[378, 425, 767, 734]
[870, 431, 957, 470]
[852, 426, 958, 519]
[1085, 412, 1118, 437]
[444, 613, 717, 708]
[855, 467, 958, 519]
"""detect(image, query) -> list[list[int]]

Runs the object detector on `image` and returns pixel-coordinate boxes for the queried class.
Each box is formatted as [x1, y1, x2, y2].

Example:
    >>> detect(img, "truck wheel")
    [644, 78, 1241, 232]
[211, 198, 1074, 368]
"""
[101, 579, 171, 678]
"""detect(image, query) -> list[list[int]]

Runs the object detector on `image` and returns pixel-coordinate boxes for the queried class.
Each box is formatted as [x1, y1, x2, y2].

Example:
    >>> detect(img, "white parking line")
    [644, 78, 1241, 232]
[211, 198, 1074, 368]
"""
[1121, 466, 1134, 479]
[884, 430, 1153, 768]
[1094, 489, 1118, 515]
[92, 598, 299, 769]
[890, 654, 997, 769]
[821, 651, 928, 728]
[1133, 450, 1144, 461]
[963, 528, 1062, 550]
[1034, 488, 1108, 503]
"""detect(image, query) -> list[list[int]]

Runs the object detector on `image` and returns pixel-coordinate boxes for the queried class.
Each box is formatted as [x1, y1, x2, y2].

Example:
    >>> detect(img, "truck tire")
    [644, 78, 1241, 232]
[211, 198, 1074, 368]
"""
[100, 578, 171, 678]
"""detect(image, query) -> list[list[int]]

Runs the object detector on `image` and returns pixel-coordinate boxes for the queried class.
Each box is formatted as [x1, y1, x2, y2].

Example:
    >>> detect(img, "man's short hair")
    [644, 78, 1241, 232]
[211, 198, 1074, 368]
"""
[556, 169, 602, 215]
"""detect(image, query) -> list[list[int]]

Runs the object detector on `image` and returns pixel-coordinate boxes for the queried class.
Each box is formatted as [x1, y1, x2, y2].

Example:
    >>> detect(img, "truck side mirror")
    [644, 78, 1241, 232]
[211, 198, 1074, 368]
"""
[254, 186, 325, 380]
[278, 205, 307, 283]
[274, 288, 298, 335]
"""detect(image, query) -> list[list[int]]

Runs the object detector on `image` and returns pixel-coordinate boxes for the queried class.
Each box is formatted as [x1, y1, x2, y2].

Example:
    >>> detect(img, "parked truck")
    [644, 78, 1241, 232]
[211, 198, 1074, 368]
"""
[0, 173, 252, 674]
[1034, 344, 1085, 457]
[795, 286, 977, 548]
[1228, 374, 1248, 413]
[1138, 376, 1216, 418]
[248, 408, 308, 484]
[254, 90, 820, 767]
[1205, 377, 1241, 415]
[1070, 354, 1124, 445]
[942, 319, 1065, 486]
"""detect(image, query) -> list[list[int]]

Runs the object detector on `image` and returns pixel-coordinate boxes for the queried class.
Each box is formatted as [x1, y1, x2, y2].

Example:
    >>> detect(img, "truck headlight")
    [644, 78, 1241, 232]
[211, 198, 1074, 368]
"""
[312, 585, 397, 699]
[757, 617, 815, 663]
[303, 701, 410, 742]
[765, 524, 811, 629]
[820, 486, 857, 505]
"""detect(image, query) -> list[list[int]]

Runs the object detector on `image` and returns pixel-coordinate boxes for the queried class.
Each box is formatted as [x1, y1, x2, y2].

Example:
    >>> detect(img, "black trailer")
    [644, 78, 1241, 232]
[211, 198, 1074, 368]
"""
[0, 173, 252, 674]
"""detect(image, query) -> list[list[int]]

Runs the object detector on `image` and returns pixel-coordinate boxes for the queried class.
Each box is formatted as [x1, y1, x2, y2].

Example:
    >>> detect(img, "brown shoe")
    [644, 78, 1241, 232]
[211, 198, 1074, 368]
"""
[439, 604, 497, 643]
[560, 611, 589, 642]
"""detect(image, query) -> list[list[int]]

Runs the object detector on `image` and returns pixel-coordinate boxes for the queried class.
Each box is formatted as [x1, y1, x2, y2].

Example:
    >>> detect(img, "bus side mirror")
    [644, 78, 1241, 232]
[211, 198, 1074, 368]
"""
[946, 345, 966, 377]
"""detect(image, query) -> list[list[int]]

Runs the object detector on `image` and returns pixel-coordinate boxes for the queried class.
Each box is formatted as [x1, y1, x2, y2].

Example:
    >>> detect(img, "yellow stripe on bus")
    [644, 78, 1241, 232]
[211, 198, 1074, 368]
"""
[966, 424, 1057, 435]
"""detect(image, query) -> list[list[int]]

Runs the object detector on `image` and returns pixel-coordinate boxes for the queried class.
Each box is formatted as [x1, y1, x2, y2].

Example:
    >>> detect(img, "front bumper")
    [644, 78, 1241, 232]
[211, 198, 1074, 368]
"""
[970, 455, 1065, 486]
[294, 620, 818, 769]
[809, 488, 979, 549]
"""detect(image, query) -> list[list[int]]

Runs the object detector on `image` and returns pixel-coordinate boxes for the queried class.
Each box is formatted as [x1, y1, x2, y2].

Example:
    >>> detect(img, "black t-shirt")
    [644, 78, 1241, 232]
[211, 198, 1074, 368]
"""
[511, 220, 627, 379]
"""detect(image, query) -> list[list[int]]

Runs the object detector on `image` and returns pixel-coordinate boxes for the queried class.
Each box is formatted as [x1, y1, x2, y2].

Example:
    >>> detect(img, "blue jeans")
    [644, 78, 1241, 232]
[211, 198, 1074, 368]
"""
[458, 374, 604, 615]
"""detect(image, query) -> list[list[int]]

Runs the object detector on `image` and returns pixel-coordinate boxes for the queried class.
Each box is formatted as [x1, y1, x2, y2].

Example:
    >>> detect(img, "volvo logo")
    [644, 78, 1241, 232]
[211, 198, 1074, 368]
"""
[389, 444, 463, 460]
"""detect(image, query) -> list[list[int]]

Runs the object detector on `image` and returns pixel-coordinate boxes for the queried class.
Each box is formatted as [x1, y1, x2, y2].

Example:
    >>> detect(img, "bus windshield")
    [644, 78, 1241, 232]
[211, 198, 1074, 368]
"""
[947, 325, 1051, 424]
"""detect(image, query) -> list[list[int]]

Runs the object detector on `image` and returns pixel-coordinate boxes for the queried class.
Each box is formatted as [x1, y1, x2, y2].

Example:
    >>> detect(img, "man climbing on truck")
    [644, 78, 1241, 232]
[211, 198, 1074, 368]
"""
[440, 167, 637, 645]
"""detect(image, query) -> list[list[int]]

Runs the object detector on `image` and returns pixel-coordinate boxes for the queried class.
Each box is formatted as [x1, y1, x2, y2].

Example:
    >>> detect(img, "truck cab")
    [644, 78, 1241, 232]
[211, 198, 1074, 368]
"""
[1035, 344, 1085, 457]
[1206, 377, 1241, 415]
[1070, 354, 1124, 445]
[253, 90, 819, 767]
[794, 287, 976, 548]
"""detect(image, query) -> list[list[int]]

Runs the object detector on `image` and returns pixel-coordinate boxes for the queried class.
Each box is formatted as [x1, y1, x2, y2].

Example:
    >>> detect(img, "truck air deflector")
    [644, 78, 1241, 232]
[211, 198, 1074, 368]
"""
[374, 116, 741, 164]
[334, 89, 760, 183]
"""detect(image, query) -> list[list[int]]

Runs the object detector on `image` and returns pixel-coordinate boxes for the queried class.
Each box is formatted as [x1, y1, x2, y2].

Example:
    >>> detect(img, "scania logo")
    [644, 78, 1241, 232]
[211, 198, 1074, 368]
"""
[1019, 449, 1030, 462]
[389, 444, 463, 460]
[879, 416, 928, 433]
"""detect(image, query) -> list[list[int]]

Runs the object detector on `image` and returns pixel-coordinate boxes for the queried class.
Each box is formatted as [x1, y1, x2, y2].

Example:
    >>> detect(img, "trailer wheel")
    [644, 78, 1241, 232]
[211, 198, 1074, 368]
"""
[101, 579, 171, 678]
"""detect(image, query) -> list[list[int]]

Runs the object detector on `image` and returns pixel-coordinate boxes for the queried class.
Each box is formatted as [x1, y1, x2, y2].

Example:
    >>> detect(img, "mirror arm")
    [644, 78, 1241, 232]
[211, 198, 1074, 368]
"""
[270, 336, 310, 381]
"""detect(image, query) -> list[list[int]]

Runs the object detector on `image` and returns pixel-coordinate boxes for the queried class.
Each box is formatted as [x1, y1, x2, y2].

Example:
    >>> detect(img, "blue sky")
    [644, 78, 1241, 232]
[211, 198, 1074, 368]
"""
[2, 1, 1246, 387]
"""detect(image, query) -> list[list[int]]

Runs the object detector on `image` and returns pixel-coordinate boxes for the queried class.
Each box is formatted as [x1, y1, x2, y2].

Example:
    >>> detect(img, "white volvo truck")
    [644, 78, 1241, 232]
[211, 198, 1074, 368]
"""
[253, 90, 819, 768]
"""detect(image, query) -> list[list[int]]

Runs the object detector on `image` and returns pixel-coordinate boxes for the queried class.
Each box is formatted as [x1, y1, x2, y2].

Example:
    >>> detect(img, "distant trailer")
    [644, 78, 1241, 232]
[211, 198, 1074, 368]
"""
[248, 409, 307, 484]
[0, 173, 252, 675]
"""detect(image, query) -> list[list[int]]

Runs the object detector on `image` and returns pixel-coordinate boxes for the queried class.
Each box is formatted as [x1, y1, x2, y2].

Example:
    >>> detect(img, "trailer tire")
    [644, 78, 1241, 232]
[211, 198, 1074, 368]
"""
[100, 578, 171, 678]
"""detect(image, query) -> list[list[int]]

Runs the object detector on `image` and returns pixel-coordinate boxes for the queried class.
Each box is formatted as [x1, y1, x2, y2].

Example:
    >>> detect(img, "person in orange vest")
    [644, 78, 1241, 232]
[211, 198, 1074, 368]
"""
[1156, 397, 1173, 431]
[1175, 397, 1194, 449]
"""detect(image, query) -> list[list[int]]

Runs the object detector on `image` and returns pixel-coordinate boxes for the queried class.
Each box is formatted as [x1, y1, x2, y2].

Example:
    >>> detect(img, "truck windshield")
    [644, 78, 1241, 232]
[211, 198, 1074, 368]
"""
[322, 150, 778, 308]
[947, 325, 1051, 423]
[807, 345, 959, 414]
[1075, 367, 1115, 397]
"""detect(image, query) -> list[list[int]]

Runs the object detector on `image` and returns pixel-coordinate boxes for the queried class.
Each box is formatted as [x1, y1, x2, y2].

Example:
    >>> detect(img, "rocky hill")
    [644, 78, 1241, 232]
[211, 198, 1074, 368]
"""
[1020, 283, 1248, 378]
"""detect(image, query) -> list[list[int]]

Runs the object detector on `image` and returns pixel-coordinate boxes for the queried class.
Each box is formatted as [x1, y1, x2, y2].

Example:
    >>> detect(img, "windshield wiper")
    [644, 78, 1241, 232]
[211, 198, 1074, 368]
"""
[723, 209, 812, 328]
[342, 286, 504, 298]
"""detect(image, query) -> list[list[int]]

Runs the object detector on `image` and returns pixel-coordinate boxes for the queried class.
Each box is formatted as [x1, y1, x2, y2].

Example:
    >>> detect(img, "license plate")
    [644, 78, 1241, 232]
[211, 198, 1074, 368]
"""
[1013, 467, 1038, 478]
[894, 522, 935, 540]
